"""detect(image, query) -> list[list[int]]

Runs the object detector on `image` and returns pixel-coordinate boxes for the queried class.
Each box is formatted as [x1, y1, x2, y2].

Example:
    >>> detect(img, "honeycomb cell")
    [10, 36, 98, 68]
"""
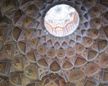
[22, 76, 31, 86]
[82, 36, 93, 47]
[12, 27, 22, 41]
[9, 72, 23, 86]
[17, 30, 26, 42]
[12, 55, 25, 71]
[54, 42, 60, 49]
[89, 5, 101, 18]
[91, 40, 99, 50]
[0, 51, 9, 61]
[46, 39, 53, 47]
[25, 4, 39, 17]
[42, 73, 66, 86]
[99, 30, 107, 40]
[75, 43, 85, 54]
[0, 60, 11, 76]
[18, 41, 26, 54]
[69, 40, 75, 47]
[87, 29, 99, 39]
[85, 62, 100, 77]
[76, 35, 82, 43]
[1, 0, 18, 15]
[87, 49, 98, 61]
[30, 38, 39, 48]
[47, 47, 56, 58]
[68, 68, 85, 82]
[39, 36, 46, 44]
[50, 61, 61, 72]
[26, 50, 36, 62]
[37, 44, 47, 55]
[13, 9, 23, 23]
[62, 41, 68, 48]
[57, 48, 65, 59]
[22, 16, 34, 28]
[4, 43, 15, 56]
[75, 55, 87, 67]
[38, 58, 48, 67]
[66, 47, 75, 58]
[62, 59, 73, 70]
[95, 70, 107, 82]
[98, 39, 107, 51]
[98, 53, 108, 68]
[24, 63, 38, 80]
[25, 29, 33, 41]
[90, 18, 101, 29]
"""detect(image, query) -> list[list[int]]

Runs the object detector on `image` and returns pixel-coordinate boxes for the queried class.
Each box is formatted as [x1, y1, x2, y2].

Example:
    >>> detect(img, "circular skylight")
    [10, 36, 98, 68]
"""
[44, 4, 80, 37]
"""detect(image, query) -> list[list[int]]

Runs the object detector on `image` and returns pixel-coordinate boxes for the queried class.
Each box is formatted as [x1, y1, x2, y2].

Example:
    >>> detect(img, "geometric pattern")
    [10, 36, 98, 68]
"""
[0, 0, 108, 86]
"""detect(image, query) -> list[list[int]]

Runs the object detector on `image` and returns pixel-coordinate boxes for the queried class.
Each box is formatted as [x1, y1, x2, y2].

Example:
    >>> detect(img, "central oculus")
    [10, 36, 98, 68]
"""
[44, 4, 80, 37]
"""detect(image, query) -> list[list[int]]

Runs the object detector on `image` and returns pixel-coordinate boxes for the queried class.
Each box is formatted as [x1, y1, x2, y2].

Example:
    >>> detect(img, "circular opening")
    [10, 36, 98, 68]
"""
[44, 4, 80, 37]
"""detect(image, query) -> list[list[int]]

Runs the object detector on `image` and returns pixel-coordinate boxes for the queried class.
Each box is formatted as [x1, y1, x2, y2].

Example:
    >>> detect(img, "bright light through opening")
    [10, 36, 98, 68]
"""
[44, 4, 80, 37]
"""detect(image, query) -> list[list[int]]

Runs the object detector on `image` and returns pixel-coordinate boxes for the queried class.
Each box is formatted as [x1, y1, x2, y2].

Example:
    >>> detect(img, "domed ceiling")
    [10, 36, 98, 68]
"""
[0, 0, 108, 86]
